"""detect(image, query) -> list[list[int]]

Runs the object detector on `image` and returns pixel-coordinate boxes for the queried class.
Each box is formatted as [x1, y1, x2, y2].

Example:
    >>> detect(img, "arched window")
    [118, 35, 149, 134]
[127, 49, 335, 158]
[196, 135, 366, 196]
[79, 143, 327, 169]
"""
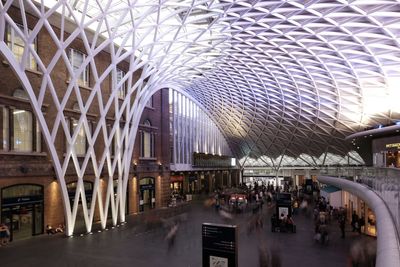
[13, 89, 29, 100]
[1, 184, 44, 238]
[1, 89, 41, 152]
[140, 120, 154, 158]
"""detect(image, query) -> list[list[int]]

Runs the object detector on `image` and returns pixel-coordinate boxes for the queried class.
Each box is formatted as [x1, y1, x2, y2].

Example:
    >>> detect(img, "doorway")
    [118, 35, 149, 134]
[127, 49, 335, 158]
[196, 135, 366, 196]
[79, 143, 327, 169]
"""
[139, 178, 155, 212]
[1, 184, 44, 241]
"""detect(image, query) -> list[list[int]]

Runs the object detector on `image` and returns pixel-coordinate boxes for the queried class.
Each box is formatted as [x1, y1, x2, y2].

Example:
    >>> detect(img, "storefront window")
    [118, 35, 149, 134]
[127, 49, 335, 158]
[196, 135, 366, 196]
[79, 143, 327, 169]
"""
[170, 175, 184, 195]
[139, 178, 155, 211]
[386, 151, 399, 167]
[1, 184, 44, 241]
[358, 200, 376, 237]
[366, 208, 376, 236]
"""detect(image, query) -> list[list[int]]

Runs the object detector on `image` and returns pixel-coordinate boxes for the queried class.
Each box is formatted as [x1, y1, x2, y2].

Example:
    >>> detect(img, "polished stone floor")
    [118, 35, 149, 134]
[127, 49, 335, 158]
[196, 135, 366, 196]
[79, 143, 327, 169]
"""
[0, 202, 375, 267]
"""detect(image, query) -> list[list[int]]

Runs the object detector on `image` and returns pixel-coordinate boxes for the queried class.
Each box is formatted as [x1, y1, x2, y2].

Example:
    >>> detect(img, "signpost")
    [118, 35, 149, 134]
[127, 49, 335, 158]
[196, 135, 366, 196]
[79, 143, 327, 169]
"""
[276, 193, 292, 218]
[202, 223, 238, 267]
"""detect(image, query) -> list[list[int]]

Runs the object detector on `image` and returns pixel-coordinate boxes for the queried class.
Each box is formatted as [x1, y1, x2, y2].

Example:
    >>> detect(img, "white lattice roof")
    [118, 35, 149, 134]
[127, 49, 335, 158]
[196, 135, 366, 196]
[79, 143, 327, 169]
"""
[3, 0, 400, 236]
[18, 0, 400, 165]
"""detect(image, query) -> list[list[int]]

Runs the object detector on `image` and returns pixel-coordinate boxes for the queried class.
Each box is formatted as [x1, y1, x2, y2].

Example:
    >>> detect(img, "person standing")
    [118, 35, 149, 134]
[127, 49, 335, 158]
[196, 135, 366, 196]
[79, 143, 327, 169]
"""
[358, 216, 365, 234]
[351, 211, 359, 232]
[339, 215, 346, 238]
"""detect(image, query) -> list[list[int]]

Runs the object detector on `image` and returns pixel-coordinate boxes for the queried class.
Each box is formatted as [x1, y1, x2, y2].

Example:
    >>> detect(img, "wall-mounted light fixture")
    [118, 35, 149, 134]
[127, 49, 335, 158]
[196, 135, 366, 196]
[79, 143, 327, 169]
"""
[158, 162, 163, 174]
[133, 162, 137, 177]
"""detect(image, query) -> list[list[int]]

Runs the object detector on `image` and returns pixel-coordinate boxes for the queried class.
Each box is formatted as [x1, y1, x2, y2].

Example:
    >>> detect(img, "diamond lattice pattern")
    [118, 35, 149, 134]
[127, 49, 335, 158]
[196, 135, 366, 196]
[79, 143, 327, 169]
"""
[1, 0, 400, 233]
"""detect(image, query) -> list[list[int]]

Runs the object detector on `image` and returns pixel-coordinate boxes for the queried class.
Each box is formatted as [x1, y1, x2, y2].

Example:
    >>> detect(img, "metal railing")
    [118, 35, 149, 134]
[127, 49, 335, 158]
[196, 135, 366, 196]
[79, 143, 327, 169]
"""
[320, 166, 400, 239]
[318, 175, 400, 267]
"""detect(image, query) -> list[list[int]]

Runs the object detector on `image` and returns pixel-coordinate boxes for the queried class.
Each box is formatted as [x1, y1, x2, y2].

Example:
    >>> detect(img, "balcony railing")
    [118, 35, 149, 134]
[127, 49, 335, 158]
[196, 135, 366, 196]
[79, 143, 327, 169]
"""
[320, 166, 400, 237]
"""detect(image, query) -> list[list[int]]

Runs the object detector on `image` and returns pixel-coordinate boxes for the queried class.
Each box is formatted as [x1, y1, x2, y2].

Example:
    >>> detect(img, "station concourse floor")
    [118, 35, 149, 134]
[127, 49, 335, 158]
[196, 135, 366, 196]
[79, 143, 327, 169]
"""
[0, 201, 375, 267]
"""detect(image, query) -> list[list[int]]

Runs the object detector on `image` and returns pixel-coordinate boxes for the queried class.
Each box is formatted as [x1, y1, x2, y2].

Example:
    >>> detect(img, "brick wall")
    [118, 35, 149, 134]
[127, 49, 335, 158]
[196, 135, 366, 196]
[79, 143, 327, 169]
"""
[0, 6, 171, 236]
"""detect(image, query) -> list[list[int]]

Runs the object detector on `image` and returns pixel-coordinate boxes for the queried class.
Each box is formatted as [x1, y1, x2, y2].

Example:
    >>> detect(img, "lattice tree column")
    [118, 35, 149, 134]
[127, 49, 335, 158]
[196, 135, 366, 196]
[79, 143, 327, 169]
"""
[0, 0, 227, 235]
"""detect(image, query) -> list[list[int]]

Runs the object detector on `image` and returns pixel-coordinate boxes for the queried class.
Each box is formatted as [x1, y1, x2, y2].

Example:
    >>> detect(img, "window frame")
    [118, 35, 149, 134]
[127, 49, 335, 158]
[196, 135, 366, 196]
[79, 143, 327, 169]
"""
[65, 103, 91, 157]
[0, 89, 43, 154]
[116, 68, 127, 99]
[69, 48, 90, 87]
[6, 23, 37, 70]
[140, 120, 155, 158]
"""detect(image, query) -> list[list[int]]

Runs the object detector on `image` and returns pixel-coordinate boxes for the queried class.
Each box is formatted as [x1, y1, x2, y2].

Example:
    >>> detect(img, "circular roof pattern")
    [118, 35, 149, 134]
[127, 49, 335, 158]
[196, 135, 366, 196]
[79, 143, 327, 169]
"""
[15, 0, 400, 166]
[185, 0, 400, 164]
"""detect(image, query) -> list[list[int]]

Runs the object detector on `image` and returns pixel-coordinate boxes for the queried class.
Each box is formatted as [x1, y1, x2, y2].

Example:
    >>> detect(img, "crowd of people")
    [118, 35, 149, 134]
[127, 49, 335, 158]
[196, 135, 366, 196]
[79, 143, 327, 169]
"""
[154, 182, 377, 266]
[0, 180, 377, 266]
[313, 197, 331, 244]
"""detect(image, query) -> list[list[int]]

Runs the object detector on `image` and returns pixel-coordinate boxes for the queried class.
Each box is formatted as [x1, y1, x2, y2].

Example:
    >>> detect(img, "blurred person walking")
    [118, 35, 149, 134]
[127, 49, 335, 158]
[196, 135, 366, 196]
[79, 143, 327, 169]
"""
[165, 222, 179, 250]
[0, 223, 10, 246]
[339, 215, 346, 239]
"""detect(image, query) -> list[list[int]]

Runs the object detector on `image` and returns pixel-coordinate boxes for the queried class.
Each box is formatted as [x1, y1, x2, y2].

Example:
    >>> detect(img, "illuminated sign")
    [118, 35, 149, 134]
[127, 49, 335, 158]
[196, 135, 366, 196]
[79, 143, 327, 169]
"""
[193, 153, 236, 168]
[385, 143, 400, 149]
[230, 158, 236, 167]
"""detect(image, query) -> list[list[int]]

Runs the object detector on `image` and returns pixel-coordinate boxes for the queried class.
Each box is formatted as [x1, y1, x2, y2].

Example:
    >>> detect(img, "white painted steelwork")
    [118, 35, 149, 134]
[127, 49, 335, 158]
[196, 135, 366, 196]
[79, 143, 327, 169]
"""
[0, 0, 227, 236]
[2, 0, 400, 235]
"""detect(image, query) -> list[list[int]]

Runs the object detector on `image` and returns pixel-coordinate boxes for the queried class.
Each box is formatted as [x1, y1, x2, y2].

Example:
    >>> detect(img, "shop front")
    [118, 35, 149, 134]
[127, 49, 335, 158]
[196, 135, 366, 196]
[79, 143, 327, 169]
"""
[386, 150, 400, 168]
[372, 136, 400, 168]
[342, 191, 376, 237]
[188, 175, 198, 194]
[170, 175, 184, 195]
[139, 178, 155, 212]
[320, 185, 342, 209]
[1, 184, 44, 241]
[360, 200, 376, 236]
[200, 173, 208, 194]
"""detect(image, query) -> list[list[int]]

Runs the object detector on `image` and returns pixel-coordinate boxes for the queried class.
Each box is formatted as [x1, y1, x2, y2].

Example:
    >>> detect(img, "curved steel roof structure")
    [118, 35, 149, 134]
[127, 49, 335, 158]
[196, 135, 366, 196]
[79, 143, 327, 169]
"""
[185, 0, 400, 165]
[2, 0, 400, 235]
[4, 0, 400, 167]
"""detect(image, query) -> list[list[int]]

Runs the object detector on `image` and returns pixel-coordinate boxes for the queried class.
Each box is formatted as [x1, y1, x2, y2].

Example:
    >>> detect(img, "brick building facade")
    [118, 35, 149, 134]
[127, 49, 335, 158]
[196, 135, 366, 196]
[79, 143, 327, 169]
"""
[0, 6, 170, 241]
